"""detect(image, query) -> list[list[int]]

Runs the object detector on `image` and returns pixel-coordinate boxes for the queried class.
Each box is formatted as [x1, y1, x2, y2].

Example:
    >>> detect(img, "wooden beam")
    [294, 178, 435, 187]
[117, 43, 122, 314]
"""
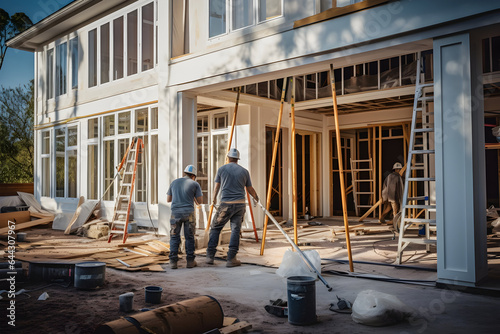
[330, 64, 354, 273]
[291, 78, 298, 244]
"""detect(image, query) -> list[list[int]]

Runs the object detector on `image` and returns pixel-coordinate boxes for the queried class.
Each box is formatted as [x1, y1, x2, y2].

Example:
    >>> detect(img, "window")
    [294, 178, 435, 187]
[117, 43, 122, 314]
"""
[104, 115, 115, 136]
[47, 49, 54, 99]
[127, 10, 138, 75]
[135, 108, 148, 132]
[88, 118, 99, 200]
[41, 131, 51, 197]
[101, 23, 110, 84]
[56, 42, 67, 96]
[209, 0, 282, 38]
[70, 37, 78, 89]
[142, 3, 154, 71]
[118, 111, 131, 134]
[55, 125, 78, 198]
[113, 17, 124, 80]
[103, 139, 115, 201]
[196, 112, 229, 203]
[88, 29, 97, 87]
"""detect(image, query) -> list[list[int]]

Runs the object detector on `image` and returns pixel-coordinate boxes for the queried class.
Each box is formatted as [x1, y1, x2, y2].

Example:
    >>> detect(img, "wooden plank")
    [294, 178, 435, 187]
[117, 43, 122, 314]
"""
[0, 215, 54, 235]
[116, 239, 155, 248]
[0, 211, 31, 228]
[219, 321, 252, 334]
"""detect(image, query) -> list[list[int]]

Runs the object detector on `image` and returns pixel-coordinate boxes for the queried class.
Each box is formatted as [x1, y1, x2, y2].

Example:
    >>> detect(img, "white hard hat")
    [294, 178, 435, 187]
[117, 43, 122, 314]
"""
[393, 162, 403, 170]
[184, 165, 197, 176]
[227, 148, 240, 159]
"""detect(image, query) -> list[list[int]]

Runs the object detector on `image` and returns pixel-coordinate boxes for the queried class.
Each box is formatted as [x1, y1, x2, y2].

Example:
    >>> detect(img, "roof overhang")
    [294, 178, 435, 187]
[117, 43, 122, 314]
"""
[7, 0, 133, 52]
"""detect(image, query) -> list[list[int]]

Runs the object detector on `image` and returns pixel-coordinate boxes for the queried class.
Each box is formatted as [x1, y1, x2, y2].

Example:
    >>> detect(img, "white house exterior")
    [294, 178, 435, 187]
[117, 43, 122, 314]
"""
[8, 0, 500, 288]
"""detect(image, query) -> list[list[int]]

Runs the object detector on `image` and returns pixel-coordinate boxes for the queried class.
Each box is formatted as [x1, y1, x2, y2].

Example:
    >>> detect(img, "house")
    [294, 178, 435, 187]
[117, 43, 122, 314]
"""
[7, 0, 500, 288]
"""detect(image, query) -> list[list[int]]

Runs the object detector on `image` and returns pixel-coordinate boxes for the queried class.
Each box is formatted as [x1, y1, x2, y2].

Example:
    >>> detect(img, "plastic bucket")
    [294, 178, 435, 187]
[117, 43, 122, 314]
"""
[119, 292, 134, 312]
[74, 262, 106, 289]
[145, 286, 163, 304]
[287, 276, 316, 325]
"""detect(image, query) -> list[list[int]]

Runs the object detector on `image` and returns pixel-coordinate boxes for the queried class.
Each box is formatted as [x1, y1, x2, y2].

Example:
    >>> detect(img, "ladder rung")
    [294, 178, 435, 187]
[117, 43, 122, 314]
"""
[352, 169, 372, 172]
[115, 210, 128, 215]
[110, 230, 125, 234]
[418, 96, 434, 101]
[121, 183, 133, 186]
[414, 128, 434, 133]
[402, 218, 436, 224]
[410, 150, 435, 154]
[408, 177, 435, 182]
[404, 204, 436, 209]
[355, 192, 374, 195]
[418, 83, 434, 88]
[401, 238, 436, 245]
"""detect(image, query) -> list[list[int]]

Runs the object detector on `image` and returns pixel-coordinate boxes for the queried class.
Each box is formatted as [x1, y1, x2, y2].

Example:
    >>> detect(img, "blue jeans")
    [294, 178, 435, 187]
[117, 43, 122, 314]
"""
[206, 203, 246, 260]
[169, 212, 196, 262]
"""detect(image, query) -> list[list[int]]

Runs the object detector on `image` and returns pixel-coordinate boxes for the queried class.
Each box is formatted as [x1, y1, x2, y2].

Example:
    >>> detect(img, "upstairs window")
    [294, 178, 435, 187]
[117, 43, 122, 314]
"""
[70, 37, 79, 89]
[88, 29, 98, 87]
[56, 42, 67, 96]
[209, 0, 283, 38]
[47, 48, 54, 99]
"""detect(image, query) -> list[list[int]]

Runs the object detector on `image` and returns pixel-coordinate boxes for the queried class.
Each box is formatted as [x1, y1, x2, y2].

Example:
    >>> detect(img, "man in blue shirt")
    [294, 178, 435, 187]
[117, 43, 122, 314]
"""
[206, 149, 259, 267]
[167, 165, 203, 269]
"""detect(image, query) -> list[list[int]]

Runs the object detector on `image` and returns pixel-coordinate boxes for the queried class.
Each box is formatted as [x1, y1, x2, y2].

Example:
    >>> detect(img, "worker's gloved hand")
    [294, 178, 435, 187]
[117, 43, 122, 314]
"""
[252, 197, 259, 207]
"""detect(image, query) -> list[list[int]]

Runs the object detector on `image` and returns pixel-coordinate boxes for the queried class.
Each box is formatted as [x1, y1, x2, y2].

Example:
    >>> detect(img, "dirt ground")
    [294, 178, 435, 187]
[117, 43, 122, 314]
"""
[1, 219, 499, 333]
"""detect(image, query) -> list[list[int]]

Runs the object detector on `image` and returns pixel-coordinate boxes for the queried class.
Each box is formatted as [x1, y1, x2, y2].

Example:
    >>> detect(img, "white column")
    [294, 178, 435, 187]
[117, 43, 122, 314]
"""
[179, 92, 197, 168]
[434, 32, 487, 286]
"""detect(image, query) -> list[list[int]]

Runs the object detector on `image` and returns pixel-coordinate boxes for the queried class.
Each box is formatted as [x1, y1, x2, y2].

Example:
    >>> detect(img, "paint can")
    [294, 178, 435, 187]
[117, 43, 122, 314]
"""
[119, 292, 134, 312]
[287, 276, 317, 325]
[74, 262, 106, 289]
[145, 286, 163, 304]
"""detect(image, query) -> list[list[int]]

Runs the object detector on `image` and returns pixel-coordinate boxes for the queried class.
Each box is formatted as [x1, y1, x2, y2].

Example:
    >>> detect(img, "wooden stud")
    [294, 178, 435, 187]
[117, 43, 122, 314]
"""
[329, 64, 354, 272]
[291, 77, 298, 244]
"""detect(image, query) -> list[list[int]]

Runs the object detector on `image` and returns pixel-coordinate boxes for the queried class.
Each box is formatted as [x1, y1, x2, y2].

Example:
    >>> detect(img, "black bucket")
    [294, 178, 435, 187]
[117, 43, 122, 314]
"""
[145, 286, 163, 304]
[287, 276, 316, 325]
[74, 262, 106, 289]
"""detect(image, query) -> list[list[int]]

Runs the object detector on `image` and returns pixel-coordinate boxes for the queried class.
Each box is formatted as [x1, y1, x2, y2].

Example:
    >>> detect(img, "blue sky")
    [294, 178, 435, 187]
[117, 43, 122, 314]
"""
[0, 0, 74, 88]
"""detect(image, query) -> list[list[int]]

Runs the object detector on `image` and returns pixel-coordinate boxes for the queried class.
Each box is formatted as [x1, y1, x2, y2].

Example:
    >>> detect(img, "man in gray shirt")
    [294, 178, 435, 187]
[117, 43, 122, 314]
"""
[167, 165, 203, 269]
[206, 148, 259, 267]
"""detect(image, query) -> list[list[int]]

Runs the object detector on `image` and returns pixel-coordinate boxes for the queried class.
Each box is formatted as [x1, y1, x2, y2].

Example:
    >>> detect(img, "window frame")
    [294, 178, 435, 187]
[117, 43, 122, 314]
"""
[54, 123, 80, 199]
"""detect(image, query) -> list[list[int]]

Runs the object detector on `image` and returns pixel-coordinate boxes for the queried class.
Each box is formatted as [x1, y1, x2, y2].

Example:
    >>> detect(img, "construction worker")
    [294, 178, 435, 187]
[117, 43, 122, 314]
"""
[379, 162, 404, 224]
[167, 165, 203, 269]
[206, 148, 259, 267]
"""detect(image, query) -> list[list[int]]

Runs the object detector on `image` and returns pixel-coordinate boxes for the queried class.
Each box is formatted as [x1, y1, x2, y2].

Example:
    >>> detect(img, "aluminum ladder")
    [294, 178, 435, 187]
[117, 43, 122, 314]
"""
[396, 58, 436, 264]
[350, 159, 375, 217]
[108, 137, 144, 243]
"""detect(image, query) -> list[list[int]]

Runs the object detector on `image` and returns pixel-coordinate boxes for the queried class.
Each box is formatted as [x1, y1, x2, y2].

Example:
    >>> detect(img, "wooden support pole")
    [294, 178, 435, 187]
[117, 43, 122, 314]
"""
[329, 64, 354, 272]
[291, 78, 298, 245]
[226, 87, 241, 159]
[260, 78, 288, 256]
[378, 125, 382, 218]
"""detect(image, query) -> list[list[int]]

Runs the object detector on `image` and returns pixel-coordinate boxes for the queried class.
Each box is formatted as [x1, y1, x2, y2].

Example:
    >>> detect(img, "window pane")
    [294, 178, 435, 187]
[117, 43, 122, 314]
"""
[56, 153, 65, 197]
[68, 149, 77, 198]
[104, 140, 115, 201]
[213, 113, 228, 129]
[209, 0, 226, 37]
[232, 0, 254, 30]
[151, 107, 158, 129]
[213, 134, 228, 186]
[197, 136, 209, 178]
[55, 128, 65, 152]
[88, 145, 98, 200]
[88, 29, 97, 87]
[151, 134, 158, 204]
[127, 10, 138, 75]
[492, 36, 500, 72]
[197, 116, 208, 132]
[259, 0, 281, 22]
[104, 115, 115, 137]
[113, 17, 124, 80]
[70, 37, 78, 89]
[135, 136, 148, 202]
[118, 111, 130, 134]
[88, 118, 98, 139]
[101, 23, 110, 84]
[42, 157, 50, 197]
[135, 108, 148, 132]
[42, 131, 50, 154]
[68, 126, 78, 147]
[142, 2, 154, 71]
[320, 0, 332, 11]
[56, 42, 67, 96]
[47, 49, 54, 99]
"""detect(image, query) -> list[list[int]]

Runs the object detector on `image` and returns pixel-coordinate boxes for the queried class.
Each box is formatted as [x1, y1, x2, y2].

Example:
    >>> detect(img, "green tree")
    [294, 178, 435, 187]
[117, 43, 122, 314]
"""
[0, 9, 33, 71]
[0, 80, 34, 183]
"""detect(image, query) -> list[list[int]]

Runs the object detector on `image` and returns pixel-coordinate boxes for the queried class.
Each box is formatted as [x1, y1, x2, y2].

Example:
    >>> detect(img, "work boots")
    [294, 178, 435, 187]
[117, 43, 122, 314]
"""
[170, 260, 178, 269]
[187, 259, 197, 268]
[206, 257, 214, 265]
[226, 257, 241, 268]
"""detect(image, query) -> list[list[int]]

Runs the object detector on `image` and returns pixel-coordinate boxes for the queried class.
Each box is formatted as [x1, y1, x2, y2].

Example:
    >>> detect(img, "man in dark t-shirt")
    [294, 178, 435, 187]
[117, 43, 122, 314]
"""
[206, 149, 259, 267]
[167, 165, 203, 269]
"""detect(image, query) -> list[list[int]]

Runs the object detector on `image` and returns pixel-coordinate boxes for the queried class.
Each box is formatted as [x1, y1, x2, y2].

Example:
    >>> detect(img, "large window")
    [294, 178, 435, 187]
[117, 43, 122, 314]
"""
[196, 112, 229, 203]
[113, 17, 124, 80]
[142, 2, 154, 71]
[47, 49, 54, 99]
[56, 42, 67, 96]
[70, 37, 79, 89]
[88, 28, 98, 87]
[209, 0, 282, 38]
[101, 23, 110, 84]
[55, 125, 78, 198]
[127, 10, 138, 76]
[41, 131, 51, 197]
[88, 118, 99, 200]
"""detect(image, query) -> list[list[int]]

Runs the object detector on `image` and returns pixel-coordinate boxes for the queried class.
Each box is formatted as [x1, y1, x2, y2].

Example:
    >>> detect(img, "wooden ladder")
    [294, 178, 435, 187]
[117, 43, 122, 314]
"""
[396, 57, 436, 264]
[350, 159, 375, 217]
[108, 137, 144, 243]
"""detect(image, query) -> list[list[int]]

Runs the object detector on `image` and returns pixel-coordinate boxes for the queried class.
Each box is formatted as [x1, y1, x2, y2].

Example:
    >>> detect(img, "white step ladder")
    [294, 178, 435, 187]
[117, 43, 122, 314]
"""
[350, 159, 375, 217]
[396, 58, 436, 264]
[108, 137, 144, 243]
